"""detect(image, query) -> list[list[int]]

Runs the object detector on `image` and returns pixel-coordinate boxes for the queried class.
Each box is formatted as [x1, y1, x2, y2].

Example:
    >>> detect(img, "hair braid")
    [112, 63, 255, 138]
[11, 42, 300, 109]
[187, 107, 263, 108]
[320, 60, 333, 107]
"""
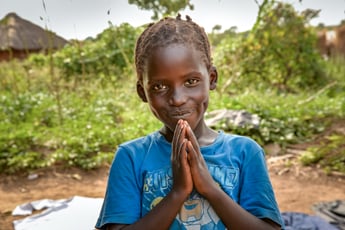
[135, 15, 212, 81]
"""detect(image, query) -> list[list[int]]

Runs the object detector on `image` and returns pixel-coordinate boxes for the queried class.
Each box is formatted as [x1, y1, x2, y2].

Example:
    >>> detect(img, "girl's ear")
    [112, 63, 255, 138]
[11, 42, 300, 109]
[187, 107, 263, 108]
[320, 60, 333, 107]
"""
[209, 66, 218, 90]
[136, 81, 148, 102]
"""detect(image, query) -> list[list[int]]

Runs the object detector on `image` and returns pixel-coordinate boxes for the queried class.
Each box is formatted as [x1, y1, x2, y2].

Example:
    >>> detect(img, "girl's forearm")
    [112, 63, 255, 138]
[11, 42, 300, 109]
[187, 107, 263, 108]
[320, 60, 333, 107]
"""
[205, 187, 280, 230]
[112, 189, 187, 230]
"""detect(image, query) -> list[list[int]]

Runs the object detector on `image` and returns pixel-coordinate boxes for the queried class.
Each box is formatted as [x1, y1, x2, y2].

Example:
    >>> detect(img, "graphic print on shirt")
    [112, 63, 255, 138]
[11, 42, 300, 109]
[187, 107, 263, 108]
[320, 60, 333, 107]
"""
[142, 165, 239, 229]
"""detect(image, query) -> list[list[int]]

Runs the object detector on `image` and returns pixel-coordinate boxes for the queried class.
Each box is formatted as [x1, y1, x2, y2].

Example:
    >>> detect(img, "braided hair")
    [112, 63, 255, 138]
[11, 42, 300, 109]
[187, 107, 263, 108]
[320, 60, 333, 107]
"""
[135, 14, 212, 81]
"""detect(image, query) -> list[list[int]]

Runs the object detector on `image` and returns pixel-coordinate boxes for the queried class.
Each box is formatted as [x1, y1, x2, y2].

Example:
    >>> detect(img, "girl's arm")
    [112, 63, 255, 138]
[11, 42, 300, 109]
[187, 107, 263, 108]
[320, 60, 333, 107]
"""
[185, 122, 281, 230]
[106, 189, 188, 230]
[197, 179, 281, 230]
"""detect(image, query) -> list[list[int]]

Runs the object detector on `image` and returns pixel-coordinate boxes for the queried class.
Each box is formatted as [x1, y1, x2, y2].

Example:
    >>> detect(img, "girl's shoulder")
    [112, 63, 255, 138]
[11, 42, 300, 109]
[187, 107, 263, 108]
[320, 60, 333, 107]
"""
[218, 131, 262, 149]
[118, 131, 170, 154]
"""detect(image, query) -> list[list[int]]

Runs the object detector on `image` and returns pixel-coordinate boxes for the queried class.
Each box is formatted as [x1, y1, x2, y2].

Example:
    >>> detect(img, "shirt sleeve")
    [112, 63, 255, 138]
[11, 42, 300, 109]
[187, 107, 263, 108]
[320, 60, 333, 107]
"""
[239, 147, 284, 229]
[95, 146, 142, 229]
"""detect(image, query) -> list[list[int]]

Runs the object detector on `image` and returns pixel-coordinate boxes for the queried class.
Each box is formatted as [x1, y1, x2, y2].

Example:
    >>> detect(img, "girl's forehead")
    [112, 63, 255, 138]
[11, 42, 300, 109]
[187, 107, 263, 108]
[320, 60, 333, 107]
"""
[143, 44, 208, 81]
[150, 44, 200, 61]
[147, 44, 204, 68]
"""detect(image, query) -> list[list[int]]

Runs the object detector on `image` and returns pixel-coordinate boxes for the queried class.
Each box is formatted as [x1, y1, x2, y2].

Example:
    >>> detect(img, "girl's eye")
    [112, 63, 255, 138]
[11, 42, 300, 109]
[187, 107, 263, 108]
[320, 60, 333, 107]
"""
[152, 84, 167, 91]
[185, 79, 199, 86]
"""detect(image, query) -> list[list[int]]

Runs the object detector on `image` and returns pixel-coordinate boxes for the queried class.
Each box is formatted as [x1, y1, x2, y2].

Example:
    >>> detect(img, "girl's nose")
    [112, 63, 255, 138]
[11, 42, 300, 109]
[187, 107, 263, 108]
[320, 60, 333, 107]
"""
[169, 87, 186, 106]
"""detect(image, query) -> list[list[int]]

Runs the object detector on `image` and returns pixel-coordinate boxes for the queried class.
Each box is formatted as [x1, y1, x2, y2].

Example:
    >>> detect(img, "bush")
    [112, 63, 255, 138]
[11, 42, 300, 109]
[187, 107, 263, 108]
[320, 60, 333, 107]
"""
[214, 1, 327, 93]
[51, 23, 141, 81]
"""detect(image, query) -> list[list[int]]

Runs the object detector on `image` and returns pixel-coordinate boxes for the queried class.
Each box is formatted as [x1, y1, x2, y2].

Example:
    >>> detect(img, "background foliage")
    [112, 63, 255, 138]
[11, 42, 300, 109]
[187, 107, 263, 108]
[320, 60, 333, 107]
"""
[0, 0, 344, 174]
[128, 0, 194, 19]
[214, 1, 327, 93]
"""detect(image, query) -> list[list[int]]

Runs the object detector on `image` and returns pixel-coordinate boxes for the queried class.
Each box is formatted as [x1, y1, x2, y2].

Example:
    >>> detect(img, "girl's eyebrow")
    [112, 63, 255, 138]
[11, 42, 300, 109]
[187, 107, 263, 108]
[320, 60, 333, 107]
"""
[146, 78, 165, 85]
[146, 70, 202, 83]
[182, 70, 202, 78]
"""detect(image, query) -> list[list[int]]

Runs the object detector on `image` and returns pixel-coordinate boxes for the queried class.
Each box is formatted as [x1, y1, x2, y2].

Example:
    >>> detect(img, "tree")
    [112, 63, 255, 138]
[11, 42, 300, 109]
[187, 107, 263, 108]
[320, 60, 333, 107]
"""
[214, 1, 328, 93]
[209, 25, 239, 47]
[242, 1, 326, 91]
[128, 0, 194, 20]
[50, 23, 140, 81]
[212, 24, 222, 33]
[317, 23, 325, 29]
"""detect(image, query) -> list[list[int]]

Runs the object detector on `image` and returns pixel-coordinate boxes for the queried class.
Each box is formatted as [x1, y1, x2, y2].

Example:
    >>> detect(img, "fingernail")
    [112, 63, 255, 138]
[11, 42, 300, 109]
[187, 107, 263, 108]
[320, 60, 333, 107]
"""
[178, 120, 182, 126]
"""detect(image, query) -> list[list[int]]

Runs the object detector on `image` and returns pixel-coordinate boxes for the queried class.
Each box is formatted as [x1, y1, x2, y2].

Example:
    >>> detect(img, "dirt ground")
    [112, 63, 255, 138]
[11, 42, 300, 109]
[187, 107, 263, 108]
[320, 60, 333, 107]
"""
[1, 121, 345, 230]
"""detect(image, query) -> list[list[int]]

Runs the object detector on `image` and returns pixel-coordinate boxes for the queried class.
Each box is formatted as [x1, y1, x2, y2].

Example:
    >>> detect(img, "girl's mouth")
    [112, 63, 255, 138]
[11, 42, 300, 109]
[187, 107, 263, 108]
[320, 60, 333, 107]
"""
[170, 110, 192, 119]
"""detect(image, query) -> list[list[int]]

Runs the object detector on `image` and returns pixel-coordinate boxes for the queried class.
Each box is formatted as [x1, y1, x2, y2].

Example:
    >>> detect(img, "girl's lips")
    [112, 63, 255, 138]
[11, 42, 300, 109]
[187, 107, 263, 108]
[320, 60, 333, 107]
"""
[170, 110, 192, 119]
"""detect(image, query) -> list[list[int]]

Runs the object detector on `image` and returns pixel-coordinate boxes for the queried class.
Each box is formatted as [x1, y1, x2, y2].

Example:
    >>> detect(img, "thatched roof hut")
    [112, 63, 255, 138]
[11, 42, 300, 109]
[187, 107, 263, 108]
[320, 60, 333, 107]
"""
[0, 12, 68, 61]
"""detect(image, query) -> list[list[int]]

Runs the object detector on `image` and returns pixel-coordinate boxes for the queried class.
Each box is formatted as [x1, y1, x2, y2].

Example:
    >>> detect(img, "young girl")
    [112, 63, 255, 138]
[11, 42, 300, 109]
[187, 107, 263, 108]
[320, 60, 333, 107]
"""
[96, 15, 284, 230]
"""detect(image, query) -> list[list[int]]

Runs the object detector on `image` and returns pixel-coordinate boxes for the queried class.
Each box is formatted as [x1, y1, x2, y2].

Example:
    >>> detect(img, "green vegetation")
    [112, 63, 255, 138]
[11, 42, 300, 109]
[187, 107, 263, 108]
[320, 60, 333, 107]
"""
[300, 134, 345, 174]
[0, 1, 344, 174]
[213, 1, 327, 93]
[128, 0, 194, 20]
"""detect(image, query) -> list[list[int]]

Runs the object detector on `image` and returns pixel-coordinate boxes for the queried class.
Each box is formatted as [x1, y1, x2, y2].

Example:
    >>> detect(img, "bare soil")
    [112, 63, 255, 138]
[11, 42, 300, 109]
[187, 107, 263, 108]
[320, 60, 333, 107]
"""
[1, 121, 345, 230]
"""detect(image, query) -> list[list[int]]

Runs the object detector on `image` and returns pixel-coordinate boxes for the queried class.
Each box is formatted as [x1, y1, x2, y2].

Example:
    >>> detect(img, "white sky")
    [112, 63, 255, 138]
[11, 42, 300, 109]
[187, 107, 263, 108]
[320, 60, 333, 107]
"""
[0, 0, 344, 40]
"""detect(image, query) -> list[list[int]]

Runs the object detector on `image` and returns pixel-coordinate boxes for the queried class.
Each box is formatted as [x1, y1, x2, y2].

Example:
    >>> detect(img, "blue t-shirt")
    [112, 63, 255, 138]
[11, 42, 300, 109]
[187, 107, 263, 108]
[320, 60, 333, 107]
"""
[96, 131, 284, 229]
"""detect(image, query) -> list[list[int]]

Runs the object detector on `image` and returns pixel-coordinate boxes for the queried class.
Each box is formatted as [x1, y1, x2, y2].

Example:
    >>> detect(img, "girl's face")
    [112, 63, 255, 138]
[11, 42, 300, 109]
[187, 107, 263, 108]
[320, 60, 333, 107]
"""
[138, 44, 217, 139]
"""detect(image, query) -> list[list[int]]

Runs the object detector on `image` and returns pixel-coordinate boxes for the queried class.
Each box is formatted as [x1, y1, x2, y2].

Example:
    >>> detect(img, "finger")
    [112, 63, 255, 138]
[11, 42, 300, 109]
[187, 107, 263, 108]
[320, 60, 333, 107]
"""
[172, 120, 187, 165]
[175, 138, 187, 168]
[180, 139, 188, 160]
[184, 121, 200, 150]
[172, 120, 180, 152]
[186, 140, 195, 161]
[173, 120, 185, 149]
[176, 128, 187, 164]
[172, 120, 184, 161]
[178, 138, 187, 160]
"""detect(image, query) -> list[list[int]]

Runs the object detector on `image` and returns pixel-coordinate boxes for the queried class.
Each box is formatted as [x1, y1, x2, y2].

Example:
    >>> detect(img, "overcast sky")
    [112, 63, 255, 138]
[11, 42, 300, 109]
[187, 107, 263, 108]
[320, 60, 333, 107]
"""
[1, 0, 344, 40]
